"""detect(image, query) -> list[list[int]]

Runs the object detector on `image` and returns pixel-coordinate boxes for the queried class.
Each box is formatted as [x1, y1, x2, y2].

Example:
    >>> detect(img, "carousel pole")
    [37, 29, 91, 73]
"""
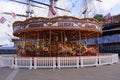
[64, 30, 66, 45]
[37, 31, 40, 56]
[59, 31, 63, 56]
[61, 31, 63, 44]
[38, 31, 39, 43]
[79, 31, 81, 42]
[43, 32, 45, 42]
[79, 31, 82, 54]
[23, 32, 26, 56]
[49, 30, 52, 56]
[64, 30, 67, 56]
[84, 34, 87, 45]
[97, 33, 99, 56]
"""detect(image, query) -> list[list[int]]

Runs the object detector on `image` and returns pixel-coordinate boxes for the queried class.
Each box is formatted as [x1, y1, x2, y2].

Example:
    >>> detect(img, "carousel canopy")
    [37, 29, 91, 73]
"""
[13, 16, 103, 39]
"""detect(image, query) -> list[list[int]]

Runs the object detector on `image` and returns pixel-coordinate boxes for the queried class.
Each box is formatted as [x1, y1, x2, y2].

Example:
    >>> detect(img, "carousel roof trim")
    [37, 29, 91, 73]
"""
[13, 16, 103, 27]
[25, 16, 49, 22]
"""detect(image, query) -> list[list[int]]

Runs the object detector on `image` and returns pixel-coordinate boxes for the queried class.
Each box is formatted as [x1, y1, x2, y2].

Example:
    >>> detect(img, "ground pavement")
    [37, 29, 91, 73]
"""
[0, 61, 120, 80]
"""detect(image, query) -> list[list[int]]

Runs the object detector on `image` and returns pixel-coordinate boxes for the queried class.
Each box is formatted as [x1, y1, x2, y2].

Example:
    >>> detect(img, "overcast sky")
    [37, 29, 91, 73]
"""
[0, 0, 120, 45]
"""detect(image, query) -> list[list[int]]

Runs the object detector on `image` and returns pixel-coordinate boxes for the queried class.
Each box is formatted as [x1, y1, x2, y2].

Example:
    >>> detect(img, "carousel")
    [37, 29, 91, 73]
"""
[13, 16, 103, 57]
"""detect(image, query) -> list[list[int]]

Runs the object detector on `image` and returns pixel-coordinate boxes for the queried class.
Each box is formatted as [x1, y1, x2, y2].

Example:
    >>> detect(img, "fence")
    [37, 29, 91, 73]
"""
[57, 57, 79, 69]
[112, 54, 119, 63]
[15, 57, 32, 69]
[0, 56, 14, 68]
[34, 57, 56, 69]
[0, 54, 119, 69]
[99, 54, 112, 65]
[80, 56, 98, 67]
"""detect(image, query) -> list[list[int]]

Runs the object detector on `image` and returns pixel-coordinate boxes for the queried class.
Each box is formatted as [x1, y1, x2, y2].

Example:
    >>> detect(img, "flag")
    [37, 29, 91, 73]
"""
[82, 8, 87, 14]
[49, 6, 56, 15]
[12, 12, 16, 18]
[0, 17, 6, 24]
[105, 13, 111, 23]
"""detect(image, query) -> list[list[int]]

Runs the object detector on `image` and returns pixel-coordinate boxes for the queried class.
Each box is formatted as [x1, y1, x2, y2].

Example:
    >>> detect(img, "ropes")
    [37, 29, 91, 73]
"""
[69, 0, 79, 11]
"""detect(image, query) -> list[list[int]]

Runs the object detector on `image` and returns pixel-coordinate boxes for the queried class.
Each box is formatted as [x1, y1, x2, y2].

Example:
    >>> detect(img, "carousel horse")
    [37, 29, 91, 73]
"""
[40, 42, 50, 56]
[73, 42, 84, 56]
[82, 45, 98, 56]
[17, 45, 25, 56]
[67, 47, 73, 56]
[58, 43, 65, 56]
[43, 46, 49, 56]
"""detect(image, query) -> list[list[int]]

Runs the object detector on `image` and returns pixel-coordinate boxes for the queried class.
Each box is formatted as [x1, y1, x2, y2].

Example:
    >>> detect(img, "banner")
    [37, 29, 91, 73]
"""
[0, 17, 6, 24]
[12, 12, 16, 18]
[105, 13, 111, 23]
[82, 8, 87, 14]
[49, 6, 56, 15]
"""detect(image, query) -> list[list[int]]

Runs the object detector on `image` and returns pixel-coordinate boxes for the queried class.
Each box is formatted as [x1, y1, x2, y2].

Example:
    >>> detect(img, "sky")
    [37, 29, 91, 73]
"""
[0, 0, 120, 46]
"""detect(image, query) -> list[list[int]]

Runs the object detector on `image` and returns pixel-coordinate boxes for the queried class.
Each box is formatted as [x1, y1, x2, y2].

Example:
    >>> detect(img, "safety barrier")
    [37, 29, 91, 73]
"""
[0, 54, 119, 69]
[80, 56, 98, 67]
[112, 54, 119, 63]
[57, 57, 79, 69]
[99, 54, 112, 65]
[15, 57, 32, 69]
[0, 56, 14, 68]
[34, 57, 56, 69]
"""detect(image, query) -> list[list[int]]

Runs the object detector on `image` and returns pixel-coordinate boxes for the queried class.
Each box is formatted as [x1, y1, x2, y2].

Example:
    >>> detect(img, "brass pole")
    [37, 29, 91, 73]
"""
[23, 32, 26, 56]
[61, 31, 63, 44]
[49, 30, 51, 56]
[97, 33, 99, 56]
[63, 30, 65, 44]
[85, 34, 87, 45]
[79, 31, 82, 54]
[24, 32, 26, 47]
[79, 31, 81, 42]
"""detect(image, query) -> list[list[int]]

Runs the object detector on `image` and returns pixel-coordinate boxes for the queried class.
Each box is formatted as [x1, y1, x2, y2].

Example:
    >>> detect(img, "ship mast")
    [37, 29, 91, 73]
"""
[50, 0, 58, 7]
[26, 0, 31, 18]
[84, 0, 88, 18]
[26, 0, 33, 18]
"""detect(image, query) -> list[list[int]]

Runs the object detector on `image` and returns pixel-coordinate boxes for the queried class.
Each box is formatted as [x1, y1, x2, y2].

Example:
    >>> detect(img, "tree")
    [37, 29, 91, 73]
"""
[93, 14, 104, 21]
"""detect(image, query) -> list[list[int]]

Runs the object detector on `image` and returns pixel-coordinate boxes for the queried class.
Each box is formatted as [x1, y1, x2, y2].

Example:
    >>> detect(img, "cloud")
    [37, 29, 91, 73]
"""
[0, 32, 11, 45]
[93, 0, 120, 13]
[101, 0, 120, 11]
[0, 1, 25, 15]
[56, 0, 71, 16]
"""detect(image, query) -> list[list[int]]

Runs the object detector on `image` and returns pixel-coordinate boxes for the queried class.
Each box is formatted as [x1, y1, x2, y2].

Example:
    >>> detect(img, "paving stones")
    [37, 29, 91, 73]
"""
[0, 61, 120, 80]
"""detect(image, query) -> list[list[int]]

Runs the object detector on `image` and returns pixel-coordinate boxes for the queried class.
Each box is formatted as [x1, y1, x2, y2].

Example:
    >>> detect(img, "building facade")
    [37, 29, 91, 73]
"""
[99, 14, 120, 55]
